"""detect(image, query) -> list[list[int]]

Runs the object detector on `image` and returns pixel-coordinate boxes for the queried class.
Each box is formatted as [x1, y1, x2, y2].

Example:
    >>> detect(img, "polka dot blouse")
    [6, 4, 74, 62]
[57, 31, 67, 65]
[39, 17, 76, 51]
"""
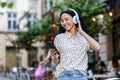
[54, 31, 90, 77]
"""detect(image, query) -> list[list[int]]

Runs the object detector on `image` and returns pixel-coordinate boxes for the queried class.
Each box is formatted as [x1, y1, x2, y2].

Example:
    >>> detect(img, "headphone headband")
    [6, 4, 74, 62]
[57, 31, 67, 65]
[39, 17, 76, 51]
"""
[69, 8, 79, 24]
[60, 8, 79, 24]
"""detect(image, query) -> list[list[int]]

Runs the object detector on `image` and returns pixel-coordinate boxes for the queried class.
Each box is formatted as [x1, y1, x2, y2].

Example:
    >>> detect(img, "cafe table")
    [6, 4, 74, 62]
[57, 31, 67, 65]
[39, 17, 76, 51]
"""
[87, 74, 115, 80]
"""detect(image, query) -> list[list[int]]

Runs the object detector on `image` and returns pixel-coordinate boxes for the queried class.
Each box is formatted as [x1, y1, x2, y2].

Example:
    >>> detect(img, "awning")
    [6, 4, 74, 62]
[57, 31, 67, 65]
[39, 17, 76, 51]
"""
[0, 33, 18, 46]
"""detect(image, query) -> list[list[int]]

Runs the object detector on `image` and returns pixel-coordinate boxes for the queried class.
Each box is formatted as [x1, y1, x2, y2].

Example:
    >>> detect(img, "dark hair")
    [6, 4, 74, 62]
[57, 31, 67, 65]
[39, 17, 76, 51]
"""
[56, 9, 90, 35]
[112, 56, 119, 69]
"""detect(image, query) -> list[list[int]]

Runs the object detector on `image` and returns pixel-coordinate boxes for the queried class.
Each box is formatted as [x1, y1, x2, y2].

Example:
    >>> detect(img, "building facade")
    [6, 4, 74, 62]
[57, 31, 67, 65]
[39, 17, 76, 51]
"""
[0, 0, 119, 69]
[0, 0, 43, 68]
[0, 0, 62, 69]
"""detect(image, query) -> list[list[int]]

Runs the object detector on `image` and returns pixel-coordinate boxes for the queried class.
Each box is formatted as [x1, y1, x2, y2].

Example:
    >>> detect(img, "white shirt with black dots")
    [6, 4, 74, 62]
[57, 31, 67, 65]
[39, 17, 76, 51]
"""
[54, 31, 90, 78]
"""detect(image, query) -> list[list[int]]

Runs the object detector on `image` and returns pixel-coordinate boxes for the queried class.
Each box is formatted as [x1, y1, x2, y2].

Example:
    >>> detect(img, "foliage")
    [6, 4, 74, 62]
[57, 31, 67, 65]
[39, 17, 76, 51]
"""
[0, 1, 13, 14]
[114, 50, 120, 59]
[100, 13, 113, 34]
[16, 24, 41, 49]
[53, 0, 113, 36]
[16, 0, 113, 49]
[16, 13, 58, 49]
[0, 1, 13, 8]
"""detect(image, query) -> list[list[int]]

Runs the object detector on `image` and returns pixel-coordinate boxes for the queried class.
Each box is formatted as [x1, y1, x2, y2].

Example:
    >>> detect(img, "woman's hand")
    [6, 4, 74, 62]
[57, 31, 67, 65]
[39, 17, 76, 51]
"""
[50, 49, 58, 56]
[40, 49, 53, 64]
[77, 20, 84, 33]
[50, 49, 60, 64]
[50, 49, 59, 59]
[77, 20, 100, 51]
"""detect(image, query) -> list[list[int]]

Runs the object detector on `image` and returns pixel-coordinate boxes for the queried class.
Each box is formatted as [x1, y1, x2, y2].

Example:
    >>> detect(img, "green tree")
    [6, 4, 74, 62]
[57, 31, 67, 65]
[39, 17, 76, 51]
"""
[16, 11, 58, 49]
[16, 0, 113, 49]
[53, 0, 113, 36]
[0, 1, 13, 14]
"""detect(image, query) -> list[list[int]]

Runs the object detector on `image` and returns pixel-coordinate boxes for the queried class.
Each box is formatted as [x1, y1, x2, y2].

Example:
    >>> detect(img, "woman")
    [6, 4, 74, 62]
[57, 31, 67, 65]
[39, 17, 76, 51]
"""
[34, 49, 52, 80]
[50, 8, 100, 80]
[107, 55, 120, 76]
[95, 56, 107, 74]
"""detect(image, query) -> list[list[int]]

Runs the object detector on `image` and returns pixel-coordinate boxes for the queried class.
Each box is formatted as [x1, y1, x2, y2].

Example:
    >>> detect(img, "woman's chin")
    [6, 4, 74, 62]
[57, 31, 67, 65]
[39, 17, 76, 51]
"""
[65, 28, 70, 31]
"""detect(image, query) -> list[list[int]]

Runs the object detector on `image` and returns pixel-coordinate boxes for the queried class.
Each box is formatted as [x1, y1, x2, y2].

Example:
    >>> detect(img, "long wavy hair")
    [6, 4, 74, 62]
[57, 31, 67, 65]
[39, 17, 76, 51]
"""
[56, 9, 90, 35]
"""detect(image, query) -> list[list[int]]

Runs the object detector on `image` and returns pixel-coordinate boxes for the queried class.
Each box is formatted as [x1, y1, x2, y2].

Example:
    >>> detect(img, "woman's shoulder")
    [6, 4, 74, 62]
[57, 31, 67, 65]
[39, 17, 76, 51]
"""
[55, 33, 64, 39]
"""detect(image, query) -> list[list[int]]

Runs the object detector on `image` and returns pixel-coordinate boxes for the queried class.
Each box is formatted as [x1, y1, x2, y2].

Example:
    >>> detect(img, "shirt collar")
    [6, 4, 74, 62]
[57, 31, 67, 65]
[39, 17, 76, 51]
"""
[65, 31, 79, 39]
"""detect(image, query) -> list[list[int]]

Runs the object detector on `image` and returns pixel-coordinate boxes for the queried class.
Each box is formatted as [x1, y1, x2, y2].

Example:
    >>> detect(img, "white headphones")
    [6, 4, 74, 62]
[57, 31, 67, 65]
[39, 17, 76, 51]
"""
[69, 8, 79, 24]
[60, 8, 79, 24]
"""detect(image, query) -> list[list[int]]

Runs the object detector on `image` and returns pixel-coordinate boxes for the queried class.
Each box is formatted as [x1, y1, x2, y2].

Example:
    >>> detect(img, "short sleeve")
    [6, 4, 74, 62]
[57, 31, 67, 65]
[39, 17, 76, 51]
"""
[81, 34, 90, 50]
[86, 39, 90, 50]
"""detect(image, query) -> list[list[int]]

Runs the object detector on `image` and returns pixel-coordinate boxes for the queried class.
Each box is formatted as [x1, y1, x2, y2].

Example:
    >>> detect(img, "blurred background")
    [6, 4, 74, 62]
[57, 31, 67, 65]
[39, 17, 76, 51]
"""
[0, 0, 119, 80]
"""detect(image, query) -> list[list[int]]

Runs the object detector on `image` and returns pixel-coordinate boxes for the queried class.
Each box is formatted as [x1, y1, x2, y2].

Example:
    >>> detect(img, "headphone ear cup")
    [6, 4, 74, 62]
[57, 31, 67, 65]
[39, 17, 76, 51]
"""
[73, 16, 77, 24]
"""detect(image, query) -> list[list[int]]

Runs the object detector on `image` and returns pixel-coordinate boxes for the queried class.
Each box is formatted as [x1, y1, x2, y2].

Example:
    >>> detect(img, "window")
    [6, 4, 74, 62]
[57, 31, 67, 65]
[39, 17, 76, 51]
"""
[28, 14, 36, 26]
[7, 13, 17, 32]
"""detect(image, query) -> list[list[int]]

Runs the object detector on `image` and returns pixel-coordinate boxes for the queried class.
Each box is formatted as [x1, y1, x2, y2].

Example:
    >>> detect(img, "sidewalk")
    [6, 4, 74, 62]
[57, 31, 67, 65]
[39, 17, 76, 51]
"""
[0, 72, 31, 80]
[0, 77, 12, 80]
[0, 72, 15, 80]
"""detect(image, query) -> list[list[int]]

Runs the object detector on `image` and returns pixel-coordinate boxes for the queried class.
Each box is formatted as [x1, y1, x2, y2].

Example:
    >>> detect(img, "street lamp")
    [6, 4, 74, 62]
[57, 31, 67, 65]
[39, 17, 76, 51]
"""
[15, 16, 23, 79]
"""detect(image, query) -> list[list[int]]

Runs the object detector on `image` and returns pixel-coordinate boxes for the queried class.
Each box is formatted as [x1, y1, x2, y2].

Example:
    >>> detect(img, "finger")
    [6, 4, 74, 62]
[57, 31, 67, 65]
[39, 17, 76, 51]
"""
[48, 49, 52, 53]
[51, 49, 57, 56]
[77, 19, 80, 23]
[52, 50, 57, 55]
[51, 49, 56, 53]
[77, 20, 81, 26]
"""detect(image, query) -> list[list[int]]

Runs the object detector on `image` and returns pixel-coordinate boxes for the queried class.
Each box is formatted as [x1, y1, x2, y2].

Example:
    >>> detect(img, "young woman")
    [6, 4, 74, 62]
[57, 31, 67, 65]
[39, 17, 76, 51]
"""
[50, 8, 100, 80]
[107, 55, 120, 76]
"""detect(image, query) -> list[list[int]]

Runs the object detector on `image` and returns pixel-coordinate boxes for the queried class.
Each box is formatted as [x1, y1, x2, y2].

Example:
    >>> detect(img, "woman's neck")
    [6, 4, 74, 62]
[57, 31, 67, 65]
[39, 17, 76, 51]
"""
[68, 28, 77, 35]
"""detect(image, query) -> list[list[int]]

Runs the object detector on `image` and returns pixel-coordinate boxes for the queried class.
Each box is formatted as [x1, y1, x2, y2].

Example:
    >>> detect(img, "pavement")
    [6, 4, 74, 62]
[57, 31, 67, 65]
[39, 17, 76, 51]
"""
[0, 77, 12, 80]
[0, 73, 14, 80]
[0, 72, 31, 80]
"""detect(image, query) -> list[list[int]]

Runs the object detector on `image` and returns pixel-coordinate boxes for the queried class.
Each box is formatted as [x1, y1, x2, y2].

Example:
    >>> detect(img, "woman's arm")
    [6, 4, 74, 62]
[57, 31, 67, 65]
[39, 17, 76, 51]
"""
[77, 20, 100, 51]
[50, 49, 60, 64]
[39, 49, 59, 65]
[95, 60, 101, 69]
[80, 31, 100, 51]
[39, 49, 51, 64]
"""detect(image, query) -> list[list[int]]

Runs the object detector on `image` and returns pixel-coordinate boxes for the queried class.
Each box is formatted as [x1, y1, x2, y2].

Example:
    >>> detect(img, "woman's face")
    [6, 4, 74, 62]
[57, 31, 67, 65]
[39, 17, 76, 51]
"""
[61, 13, 76, 31]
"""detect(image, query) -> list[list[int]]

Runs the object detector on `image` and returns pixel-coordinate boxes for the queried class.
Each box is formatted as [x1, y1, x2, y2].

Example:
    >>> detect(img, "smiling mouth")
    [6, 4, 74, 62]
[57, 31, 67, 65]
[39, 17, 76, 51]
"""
[64, 26, 69, 29]
[64, 24, 69, 28]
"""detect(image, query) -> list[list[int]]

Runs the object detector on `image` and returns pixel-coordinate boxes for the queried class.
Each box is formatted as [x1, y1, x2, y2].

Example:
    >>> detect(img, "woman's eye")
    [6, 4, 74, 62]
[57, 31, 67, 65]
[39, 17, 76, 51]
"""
[61, 18, 69, 24]
[65, 18, 69, 21]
